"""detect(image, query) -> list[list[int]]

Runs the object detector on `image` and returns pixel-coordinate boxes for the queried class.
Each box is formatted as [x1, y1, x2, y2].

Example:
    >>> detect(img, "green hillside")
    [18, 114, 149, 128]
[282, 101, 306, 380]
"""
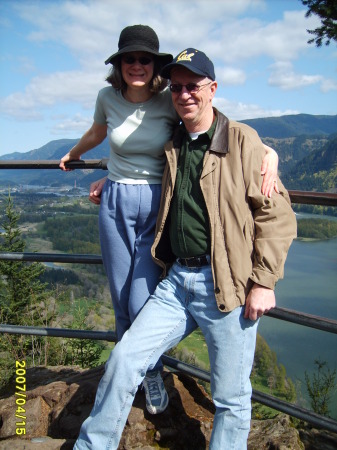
[262, 135, 329, 175]
[282, 135, 337, 192]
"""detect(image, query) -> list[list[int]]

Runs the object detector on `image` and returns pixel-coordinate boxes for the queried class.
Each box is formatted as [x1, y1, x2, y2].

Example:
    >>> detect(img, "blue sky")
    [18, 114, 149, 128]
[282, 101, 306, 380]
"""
[0, 0, 336, 157]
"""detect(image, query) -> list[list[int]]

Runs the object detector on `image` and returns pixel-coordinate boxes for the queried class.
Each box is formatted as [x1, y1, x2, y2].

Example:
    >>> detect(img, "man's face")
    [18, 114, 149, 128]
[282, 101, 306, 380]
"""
[170, 67, 217, 131]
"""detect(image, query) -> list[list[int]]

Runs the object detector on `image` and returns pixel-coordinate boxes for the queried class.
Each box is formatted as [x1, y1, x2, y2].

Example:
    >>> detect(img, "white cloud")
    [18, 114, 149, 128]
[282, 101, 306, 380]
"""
[0, 69, 105, 119]
[216, 67, 246, 85]
[15, 0, 298, 67]
[3, 0, 266, 120]
[1, 0, 333, 128]
[320, 78, 337, 93]
[201, 10, 321, 65]
[51, 114, 93, 135]
[17, 57, 36, 74]
[213, 97, 299, 120]
[17, 1, 261, 63]
[268, 61, 322, 90]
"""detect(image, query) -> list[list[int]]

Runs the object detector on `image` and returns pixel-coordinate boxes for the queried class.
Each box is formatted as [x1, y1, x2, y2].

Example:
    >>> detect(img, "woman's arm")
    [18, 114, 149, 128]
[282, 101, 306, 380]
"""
[261, 144, 279, 198]
[59, 122, 107, 171]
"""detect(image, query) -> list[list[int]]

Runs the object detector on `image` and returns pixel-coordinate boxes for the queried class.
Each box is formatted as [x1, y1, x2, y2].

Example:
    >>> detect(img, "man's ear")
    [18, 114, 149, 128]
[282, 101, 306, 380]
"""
[210, 81, 217, 99]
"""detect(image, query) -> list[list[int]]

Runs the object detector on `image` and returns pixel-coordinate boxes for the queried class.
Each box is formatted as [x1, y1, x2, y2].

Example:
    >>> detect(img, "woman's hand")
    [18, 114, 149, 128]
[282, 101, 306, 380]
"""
[89, 177, 107, 205]
[59, 122, 107, 171]
[261, 144, 279, 198]
[59, 152, 81, 171]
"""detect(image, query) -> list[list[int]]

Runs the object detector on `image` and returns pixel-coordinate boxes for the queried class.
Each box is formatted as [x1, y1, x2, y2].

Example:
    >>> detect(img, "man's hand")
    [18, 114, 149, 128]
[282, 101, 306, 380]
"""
[244, 283, 276, 321]
[89, 177, 107, 205]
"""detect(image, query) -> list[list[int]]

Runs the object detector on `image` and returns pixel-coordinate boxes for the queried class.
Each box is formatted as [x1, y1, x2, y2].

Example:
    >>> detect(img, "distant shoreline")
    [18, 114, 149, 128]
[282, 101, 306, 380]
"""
[296, 217, 337, 240]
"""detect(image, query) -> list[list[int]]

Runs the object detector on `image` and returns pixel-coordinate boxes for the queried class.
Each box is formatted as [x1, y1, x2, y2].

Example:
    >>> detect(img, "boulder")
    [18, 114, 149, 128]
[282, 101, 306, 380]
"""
[248, 414, 304, 449]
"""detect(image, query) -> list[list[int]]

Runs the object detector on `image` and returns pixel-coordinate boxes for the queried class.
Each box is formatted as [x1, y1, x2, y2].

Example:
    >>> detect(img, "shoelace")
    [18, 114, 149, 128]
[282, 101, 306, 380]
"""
[146, 377, 161, 400]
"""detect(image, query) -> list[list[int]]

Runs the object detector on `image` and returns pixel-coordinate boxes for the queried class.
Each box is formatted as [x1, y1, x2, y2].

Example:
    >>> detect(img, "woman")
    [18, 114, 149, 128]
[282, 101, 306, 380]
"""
[59, 24, 279, 415]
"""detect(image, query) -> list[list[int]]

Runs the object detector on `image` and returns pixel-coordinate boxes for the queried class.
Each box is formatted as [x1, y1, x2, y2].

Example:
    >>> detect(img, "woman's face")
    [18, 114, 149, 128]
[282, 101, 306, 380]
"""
[121, 51, 155, 89]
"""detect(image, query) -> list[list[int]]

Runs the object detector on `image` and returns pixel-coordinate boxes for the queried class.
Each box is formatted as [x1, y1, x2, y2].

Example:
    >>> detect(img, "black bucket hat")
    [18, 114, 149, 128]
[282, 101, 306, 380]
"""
[105, 25, 173, 66]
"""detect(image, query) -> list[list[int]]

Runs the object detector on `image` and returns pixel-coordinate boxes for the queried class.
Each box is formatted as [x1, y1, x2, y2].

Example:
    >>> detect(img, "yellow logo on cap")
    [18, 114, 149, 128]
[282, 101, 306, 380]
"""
[177, 50, 195, 62]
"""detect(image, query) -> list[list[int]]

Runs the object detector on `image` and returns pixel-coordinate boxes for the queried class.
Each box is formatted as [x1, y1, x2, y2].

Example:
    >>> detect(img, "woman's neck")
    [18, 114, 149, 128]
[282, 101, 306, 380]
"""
[123, 86, 153, 103]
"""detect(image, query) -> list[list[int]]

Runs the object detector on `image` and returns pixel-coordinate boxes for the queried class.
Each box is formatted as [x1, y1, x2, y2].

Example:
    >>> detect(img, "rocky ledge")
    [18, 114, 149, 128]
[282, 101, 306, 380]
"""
[0, 365, 336, 449]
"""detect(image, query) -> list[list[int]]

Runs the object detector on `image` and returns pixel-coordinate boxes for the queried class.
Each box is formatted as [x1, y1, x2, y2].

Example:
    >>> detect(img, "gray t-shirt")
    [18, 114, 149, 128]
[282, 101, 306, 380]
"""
[94, 86, 179, 184]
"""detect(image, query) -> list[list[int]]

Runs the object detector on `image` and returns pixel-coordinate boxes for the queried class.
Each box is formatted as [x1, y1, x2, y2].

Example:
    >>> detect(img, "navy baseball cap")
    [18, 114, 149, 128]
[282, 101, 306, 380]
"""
[161, 48, 215, 80]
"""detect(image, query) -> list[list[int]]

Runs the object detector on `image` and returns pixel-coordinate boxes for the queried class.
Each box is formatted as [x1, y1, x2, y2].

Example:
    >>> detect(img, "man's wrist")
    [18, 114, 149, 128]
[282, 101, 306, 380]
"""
[256, 283, 272, 290]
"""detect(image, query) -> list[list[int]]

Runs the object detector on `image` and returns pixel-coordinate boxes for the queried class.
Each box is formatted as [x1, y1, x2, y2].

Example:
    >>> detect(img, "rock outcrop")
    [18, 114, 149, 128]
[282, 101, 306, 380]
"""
[0, 365, 335, 449]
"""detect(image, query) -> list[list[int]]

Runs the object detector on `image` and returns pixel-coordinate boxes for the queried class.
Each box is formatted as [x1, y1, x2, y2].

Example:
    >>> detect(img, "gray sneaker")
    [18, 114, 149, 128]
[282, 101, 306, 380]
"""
[142, 371, 169, 414]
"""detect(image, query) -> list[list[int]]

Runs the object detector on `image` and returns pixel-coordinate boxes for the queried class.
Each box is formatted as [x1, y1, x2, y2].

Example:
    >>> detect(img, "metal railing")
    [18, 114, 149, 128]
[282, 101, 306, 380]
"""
[1, 158, 336, 206]
[1, 159, 337, 434]
[1, 251, 336, 336]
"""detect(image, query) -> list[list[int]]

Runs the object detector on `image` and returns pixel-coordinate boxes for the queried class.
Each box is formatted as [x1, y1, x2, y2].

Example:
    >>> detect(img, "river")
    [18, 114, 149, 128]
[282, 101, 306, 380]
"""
[258, 216, 337, 419]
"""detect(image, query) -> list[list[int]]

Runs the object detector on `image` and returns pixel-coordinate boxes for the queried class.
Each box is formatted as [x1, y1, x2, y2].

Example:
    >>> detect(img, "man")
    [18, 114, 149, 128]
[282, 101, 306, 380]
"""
[74, 49, 296, 450]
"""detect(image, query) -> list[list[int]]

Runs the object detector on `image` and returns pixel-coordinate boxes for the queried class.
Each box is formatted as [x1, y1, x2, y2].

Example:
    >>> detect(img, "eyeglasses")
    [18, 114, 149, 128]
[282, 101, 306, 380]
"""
[169, 81, 212, 94]
[122, 55, 153, 65]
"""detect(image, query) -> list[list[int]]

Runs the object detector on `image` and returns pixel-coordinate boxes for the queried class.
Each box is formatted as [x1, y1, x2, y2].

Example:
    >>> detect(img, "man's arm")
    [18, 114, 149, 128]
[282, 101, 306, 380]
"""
[240, 124, 297, 290]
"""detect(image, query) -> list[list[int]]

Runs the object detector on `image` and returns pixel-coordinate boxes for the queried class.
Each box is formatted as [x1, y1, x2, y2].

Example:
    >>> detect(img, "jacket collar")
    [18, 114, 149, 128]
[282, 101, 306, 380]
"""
[209, 108, 229, 154]
[172, 108, 229, 154]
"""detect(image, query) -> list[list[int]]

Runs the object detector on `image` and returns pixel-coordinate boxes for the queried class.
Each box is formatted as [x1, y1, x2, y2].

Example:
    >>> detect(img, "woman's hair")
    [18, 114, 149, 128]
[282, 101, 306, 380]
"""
[105, 57, 168, 94]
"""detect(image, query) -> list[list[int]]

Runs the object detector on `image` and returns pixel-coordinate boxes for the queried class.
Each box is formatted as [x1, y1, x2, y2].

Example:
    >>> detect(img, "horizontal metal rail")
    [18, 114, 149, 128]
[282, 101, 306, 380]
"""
[0, 323, 336, 433]
[0, 252, 336, 335]
[266, 307, 337, 334]
[288, 190, 337, 207]
[0, 159, 336, 206]
[251, 390, 337, 434]
[0, 323, 116, 341]
[0, 252, 103, 264]
[0, 159, 108, 170]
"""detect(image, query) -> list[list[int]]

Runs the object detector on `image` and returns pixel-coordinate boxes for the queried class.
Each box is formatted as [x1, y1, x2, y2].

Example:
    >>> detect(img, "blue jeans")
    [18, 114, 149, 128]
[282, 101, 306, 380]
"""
[99, 180, 162, 341]
[74, 262, 258, 450]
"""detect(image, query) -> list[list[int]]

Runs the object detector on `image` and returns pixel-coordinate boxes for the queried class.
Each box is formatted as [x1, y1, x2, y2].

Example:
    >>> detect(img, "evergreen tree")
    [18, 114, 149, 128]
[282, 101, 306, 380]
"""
[0, 194, 105, 394]
[305, 359, 336, 416]
[0, 194, 46, 324]
[0, 194, 53, 390]
[301, 0, 337, 46]
[65, 303, 105, 368]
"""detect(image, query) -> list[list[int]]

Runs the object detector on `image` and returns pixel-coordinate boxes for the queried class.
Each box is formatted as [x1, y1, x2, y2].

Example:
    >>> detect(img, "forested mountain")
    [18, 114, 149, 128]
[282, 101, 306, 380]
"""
[261, 135, 330, 175]
[282, 135, 337, 191]
[1, 139, 79, 161]
[1, 113, 336, 192]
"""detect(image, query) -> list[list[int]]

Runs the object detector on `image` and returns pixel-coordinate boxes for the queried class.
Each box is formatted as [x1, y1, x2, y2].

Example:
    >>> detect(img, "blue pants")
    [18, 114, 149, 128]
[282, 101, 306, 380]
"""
[99, 180, 162, 341]
[74, 262, 259, 450]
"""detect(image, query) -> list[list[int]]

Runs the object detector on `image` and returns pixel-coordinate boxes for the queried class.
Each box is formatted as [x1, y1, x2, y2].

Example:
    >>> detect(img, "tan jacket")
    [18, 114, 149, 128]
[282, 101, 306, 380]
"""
[151, 109, 297, 312]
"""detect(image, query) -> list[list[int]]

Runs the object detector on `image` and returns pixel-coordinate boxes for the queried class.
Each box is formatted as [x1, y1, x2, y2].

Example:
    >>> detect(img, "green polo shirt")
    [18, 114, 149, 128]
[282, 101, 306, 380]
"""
[169, 118, 217, 258]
